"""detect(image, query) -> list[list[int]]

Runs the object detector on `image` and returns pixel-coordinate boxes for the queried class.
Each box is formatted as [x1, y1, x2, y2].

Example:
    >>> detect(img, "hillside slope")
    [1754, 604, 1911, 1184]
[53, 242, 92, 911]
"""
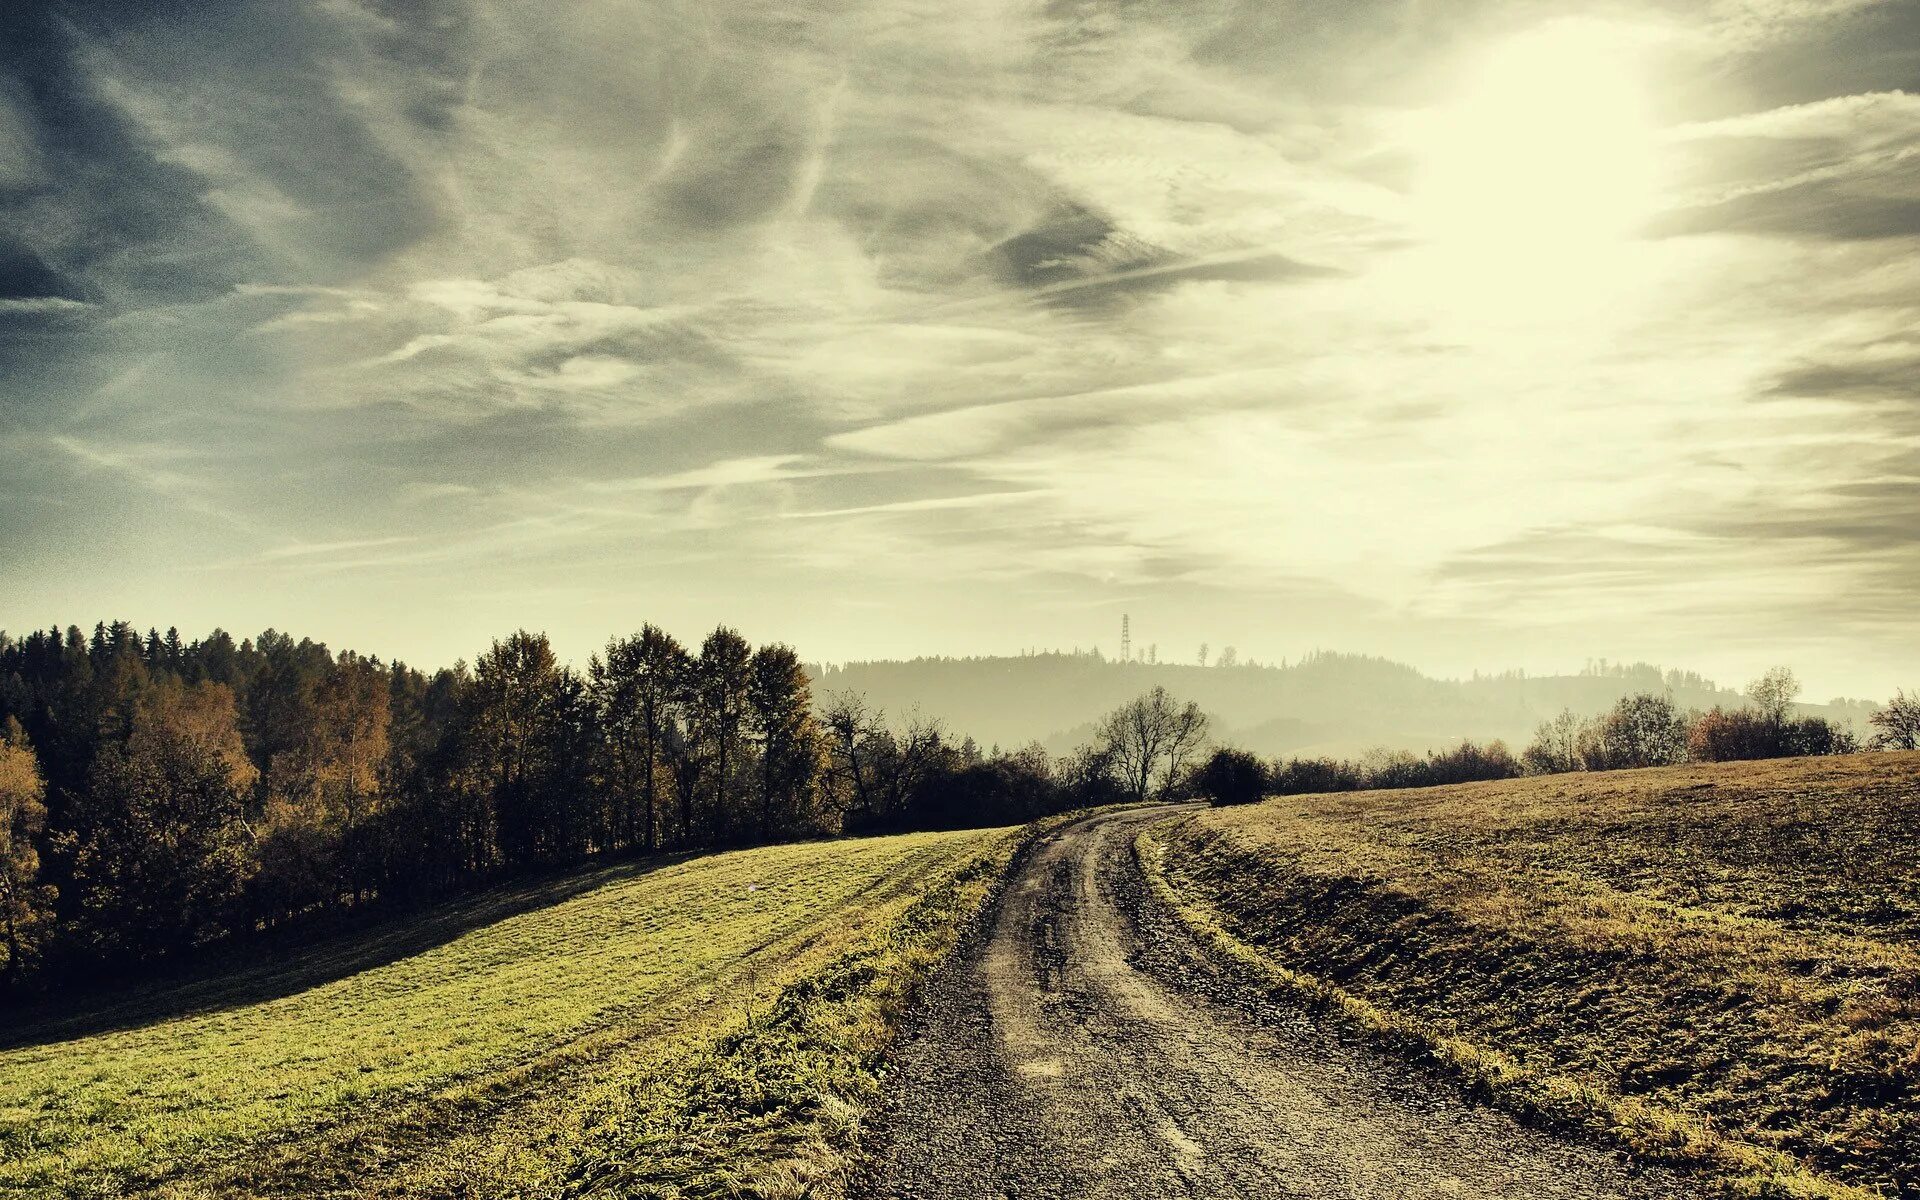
[0, 826, 1025, 1198]
[812, 653, 1875, 758]
[1144, 754, 1920, 1199]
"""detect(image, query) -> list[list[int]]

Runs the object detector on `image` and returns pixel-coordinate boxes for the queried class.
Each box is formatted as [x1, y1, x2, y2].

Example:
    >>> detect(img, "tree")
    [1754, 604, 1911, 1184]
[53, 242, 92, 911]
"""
[690, 628, 753, 844]
[1193, 747, 1267, 806]
[1747, 667, 1800, 725]
[1522, 709, 1581, 774]
[875, 713, 950, 825]
[1580, 692, 1688, 771]
[915, 743, 1061, 829]
[1097, 687, 1210, 802]
[1161, 698, 1210, 795]
[1271, 756, 1362, 794]
[313, 652, 392, 829]
[822, 691, 883, 826]
[249, 650, 396, 921]
[465, 632, 592, 870]
[590, 626, 687, 854]
[0, 719, 52, 987]
[63, 682, 257, 962]
[821, 694, 954, 833]
[1869, 689, 1920, 751]
[1058, 743, 1123, 808]
[747, 643, 821, 841]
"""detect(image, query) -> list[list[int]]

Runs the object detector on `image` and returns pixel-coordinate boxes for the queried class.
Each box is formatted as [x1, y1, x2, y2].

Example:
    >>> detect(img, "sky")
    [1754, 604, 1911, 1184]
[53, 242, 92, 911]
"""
[2, 0, 1918, 699]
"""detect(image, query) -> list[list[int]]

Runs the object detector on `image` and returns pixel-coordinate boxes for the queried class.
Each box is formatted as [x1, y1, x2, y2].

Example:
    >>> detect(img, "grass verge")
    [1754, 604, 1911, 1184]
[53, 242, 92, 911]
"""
[1, 822, 1053, 1198]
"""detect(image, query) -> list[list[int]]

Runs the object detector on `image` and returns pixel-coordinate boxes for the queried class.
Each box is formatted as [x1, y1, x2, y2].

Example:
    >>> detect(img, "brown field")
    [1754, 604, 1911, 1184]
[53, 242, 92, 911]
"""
[1145, 753, 1920, 1199]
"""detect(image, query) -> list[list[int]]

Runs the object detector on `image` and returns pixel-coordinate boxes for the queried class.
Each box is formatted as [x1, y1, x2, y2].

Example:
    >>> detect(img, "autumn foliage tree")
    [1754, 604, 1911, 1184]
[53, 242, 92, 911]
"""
[0, 719, 52, 988]
[62, 681, 257, 964]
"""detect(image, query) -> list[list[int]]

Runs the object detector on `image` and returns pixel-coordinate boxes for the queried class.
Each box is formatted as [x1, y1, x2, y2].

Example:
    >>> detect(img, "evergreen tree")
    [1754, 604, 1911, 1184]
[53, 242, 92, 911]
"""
[590, 626, 687, 854]
[747, 643, 822, 841]
[691, 627, 753, 843]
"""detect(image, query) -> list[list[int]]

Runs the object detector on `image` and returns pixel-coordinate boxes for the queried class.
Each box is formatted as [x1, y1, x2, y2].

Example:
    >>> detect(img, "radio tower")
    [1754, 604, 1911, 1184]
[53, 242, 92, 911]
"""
[1121, 614, 1131, 664]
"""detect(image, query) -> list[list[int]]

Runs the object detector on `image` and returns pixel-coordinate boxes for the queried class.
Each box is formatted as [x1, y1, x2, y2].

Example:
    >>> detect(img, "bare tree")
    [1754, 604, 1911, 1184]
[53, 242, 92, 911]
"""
[878, 711, 949, 822]
[1747, 667, 1800, 724]
[1870, 689, 1920, 751]
[1162, 700, 1210, 794]
[1098, 687, 1211, 802]
[1522, 708, 1582, 774]
[821, 691, 883, 820]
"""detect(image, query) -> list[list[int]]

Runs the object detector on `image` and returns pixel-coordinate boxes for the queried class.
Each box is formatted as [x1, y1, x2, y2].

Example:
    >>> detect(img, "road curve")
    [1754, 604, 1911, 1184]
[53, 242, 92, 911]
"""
[858, 806, 1699, 1200]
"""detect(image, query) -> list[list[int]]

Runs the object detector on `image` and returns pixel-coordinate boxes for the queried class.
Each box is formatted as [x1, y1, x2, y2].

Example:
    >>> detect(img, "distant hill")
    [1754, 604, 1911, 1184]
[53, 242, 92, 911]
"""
[809, 651, 1878, 759]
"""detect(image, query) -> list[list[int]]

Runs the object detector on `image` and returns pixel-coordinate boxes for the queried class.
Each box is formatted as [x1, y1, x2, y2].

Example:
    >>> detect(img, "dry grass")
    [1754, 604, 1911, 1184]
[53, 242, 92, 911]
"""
[1144, 753, 1920, 1199]
[0, 825, 1035, 1198]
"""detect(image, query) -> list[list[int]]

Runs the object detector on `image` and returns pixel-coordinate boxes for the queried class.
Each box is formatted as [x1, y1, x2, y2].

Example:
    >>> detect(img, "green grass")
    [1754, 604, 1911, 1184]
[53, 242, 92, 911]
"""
[1143, 753, 1920, 1200]
[0, 825, 1032, 1198]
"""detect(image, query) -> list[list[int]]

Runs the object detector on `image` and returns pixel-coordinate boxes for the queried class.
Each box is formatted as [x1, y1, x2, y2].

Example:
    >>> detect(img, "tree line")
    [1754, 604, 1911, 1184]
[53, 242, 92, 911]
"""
[1201, 667, 1915, 804]
[0, 622, 1159, 995]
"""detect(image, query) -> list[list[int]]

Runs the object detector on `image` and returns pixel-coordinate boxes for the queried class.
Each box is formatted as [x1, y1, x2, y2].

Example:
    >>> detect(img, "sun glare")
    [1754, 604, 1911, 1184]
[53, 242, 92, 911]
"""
[1384, 19, 1673, 333]
[1412, 20, 1662, 258]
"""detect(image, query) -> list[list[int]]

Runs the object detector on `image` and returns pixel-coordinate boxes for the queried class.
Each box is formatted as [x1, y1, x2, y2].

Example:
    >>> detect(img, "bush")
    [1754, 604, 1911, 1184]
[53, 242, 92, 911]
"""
[1689, 706, 1858, 762]
[1580, 692, 1688, 770]
[1271, 756, 1362, 795]
[1419, 739, 1522, 786]
[1266, 741, 1518, 796]
[1192, 748, 1268, 806]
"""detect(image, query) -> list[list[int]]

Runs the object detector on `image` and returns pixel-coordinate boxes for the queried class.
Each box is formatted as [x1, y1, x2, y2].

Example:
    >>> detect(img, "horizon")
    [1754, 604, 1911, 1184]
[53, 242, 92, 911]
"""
[3, 612, 1889, 707]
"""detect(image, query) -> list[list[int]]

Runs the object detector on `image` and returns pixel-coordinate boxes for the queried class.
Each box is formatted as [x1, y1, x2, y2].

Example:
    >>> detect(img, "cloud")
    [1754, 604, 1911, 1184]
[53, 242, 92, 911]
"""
[1769, 351, 1920, 401]
[1, 0, 1918, 694]
[1654, 91, 1920, 240]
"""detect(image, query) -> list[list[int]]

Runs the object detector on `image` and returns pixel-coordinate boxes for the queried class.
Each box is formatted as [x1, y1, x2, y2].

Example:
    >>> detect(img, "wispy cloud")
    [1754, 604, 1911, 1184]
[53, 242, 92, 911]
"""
[1, 0, 1917, 693]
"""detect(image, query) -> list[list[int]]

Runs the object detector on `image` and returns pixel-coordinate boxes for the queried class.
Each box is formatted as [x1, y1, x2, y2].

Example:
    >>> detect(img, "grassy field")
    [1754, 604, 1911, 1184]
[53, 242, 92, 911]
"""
[1143, 753, 1920, 1200]
[0, 824, 1029, 1198]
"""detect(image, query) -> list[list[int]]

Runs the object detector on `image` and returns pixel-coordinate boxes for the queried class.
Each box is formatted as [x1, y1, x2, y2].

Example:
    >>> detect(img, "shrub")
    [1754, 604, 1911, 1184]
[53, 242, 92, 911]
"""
[1522, 710, 1581, 775]
[1580, 692, 1688, 770]
[1270, 756, 1362, 795]
[1689, 706, 1858, 762]
[1420, 739, 1522, 785]
[1192, 748, 1268, 806]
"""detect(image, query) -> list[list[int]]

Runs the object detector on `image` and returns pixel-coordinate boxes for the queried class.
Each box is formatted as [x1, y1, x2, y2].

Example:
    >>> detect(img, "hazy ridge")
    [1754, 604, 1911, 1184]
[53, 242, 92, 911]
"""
[811, 652, 1878, 759]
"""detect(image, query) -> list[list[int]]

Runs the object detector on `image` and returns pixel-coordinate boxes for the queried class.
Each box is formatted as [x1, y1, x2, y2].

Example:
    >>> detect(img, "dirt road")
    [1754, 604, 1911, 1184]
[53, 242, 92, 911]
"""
[859, 807, 1699, 1199]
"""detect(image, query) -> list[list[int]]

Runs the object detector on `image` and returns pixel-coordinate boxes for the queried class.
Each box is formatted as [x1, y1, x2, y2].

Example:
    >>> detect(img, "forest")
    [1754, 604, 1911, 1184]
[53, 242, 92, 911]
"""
[0, 622, 1100, 995]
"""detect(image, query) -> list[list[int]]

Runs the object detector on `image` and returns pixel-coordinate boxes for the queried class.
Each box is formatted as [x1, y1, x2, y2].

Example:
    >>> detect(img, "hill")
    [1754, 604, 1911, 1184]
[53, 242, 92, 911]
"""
[812, 652, 1877, 758]
[0, 825, 1026, 1198]
[1142, 753, 1920, 1199]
